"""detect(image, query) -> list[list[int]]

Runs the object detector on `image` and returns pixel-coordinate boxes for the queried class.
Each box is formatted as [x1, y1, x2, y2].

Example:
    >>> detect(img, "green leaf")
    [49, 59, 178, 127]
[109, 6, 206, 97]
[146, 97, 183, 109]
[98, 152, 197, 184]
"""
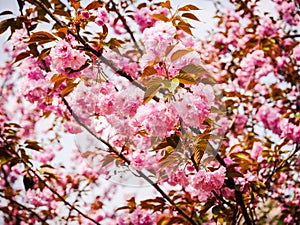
[163, 78, 179, 93]
[174, 73, 197, 84]
[212, 205, 221, 216]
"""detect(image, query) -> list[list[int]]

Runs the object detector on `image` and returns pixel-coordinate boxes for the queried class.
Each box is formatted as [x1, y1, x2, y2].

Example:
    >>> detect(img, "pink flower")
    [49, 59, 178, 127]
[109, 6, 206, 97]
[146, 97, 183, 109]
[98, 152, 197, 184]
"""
[168, 169, 189, 187]
[130, 209, 154, 225]
[132, 102, 179, 138]
[293, 45, 300, 61]
[251, 141, 264, 162]
[256, 17, 280, 37]
[64, 121, 82, 134]
[189, 167, 226, 200]
[10, 28, 28, 53]
[50, 40, 86, 76]
[81, 10, 90, 20]
[134, 6, 168, 32]
[142, 21, 176, 63]
[172, 84, 213, 128]
[95, 8, 109, 26]
[20, 58, 44, 80]
[284, 214, 294, 224]
[234, 114, 248, 133]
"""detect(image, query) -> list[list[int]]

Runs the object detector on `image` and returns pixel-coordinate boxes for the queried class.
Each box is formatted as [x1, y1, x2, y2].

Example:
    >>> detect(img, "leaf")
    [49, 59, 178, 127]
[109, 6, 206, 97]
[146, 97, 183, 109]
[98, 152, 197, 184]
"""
[169, 78, 179, 92]
[163, 78, 179, 93]
[212, 205, 221, 216]
[191, 139, 207, 169]
[170, 49, 192, 62]
[28, 31, 56, 44]
[176, 22, 193, 35]
[137, 3, 147, 9]
[85, 1, 104, 10]
[143, 78, 162, 104]
[38, 48, 51, 61]
[70, 0, 80, 11]
[151, 14, 169, 22]
[23, 174, 35, 191]
[0, 11, 13, 16]
[180, 63, 208, 74]
[0, 18, 14, 34]
[160, 0, 171, 9]
[24, 139, 43, 151]
[14, 51, 31, 63]
[101, 154, 115, 168]
[182, 12, 200, 21]
[153, 132, 180, 151]
[174, 73, 197, 84]
[107, 38, 124, 49]
[178, 4, 201, 11]
[0, 150, 12, 166]
[39, 164, 58, 178]
[142, 65, 157, 77]
[61, 81, 79, 98]
[53, 10, 71, 17]
[140, 197, 166, 211]
[164, 44, 176, 57]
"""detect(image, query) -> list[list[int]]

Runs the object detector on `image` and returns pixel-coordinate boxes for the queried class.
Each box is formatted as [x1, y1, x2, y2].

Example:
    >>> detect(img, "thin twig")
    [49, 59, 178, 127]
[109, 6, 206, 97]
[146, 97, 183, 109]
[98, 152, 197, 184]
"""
[109, 0, 143, 55]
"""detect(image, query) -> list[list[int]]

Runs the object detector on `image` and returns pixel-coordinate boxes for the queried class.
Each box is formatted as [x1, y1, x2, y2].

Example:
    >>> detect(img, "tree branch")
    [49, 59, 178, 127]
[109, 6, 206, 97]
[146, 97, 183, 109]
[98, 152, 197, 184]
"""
[109, 0, 143, 55]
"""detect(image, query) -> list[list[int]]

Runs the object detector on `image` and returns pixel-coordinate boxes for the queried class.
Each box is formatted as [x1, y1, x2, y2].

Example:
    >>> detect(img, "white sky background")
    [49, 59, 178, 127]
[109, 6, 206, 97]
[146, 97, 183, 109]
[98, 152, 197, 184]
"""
[0, 0, 279, 223]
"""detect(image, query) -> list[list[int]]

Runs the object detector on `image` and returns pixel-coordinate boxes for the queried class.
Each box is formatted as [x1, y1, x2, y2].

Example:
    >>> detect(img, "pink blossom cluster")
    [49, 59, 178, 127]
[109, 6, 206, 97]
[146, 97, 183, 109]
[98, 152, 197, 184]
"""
[142, 21, 177, 64]
[9, 28, 28, 56]
[293, 44, 300, 61]
[133, 6, 168, 32]
[104, 50, 140, 79]
[19, 57, 44, 80]
[273, 0, 300, 26]
[236, 50, 273, 88]
[131, 101, 179, 138]
[49, 40, 86, 76]
[256, 105, 300, 142]
[172, 84, 214, 128]
[256, 17, 281, 37]
[117, 208, 159, 225]
[188, 167, 226, 201]
[95, 8, 109, 26]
